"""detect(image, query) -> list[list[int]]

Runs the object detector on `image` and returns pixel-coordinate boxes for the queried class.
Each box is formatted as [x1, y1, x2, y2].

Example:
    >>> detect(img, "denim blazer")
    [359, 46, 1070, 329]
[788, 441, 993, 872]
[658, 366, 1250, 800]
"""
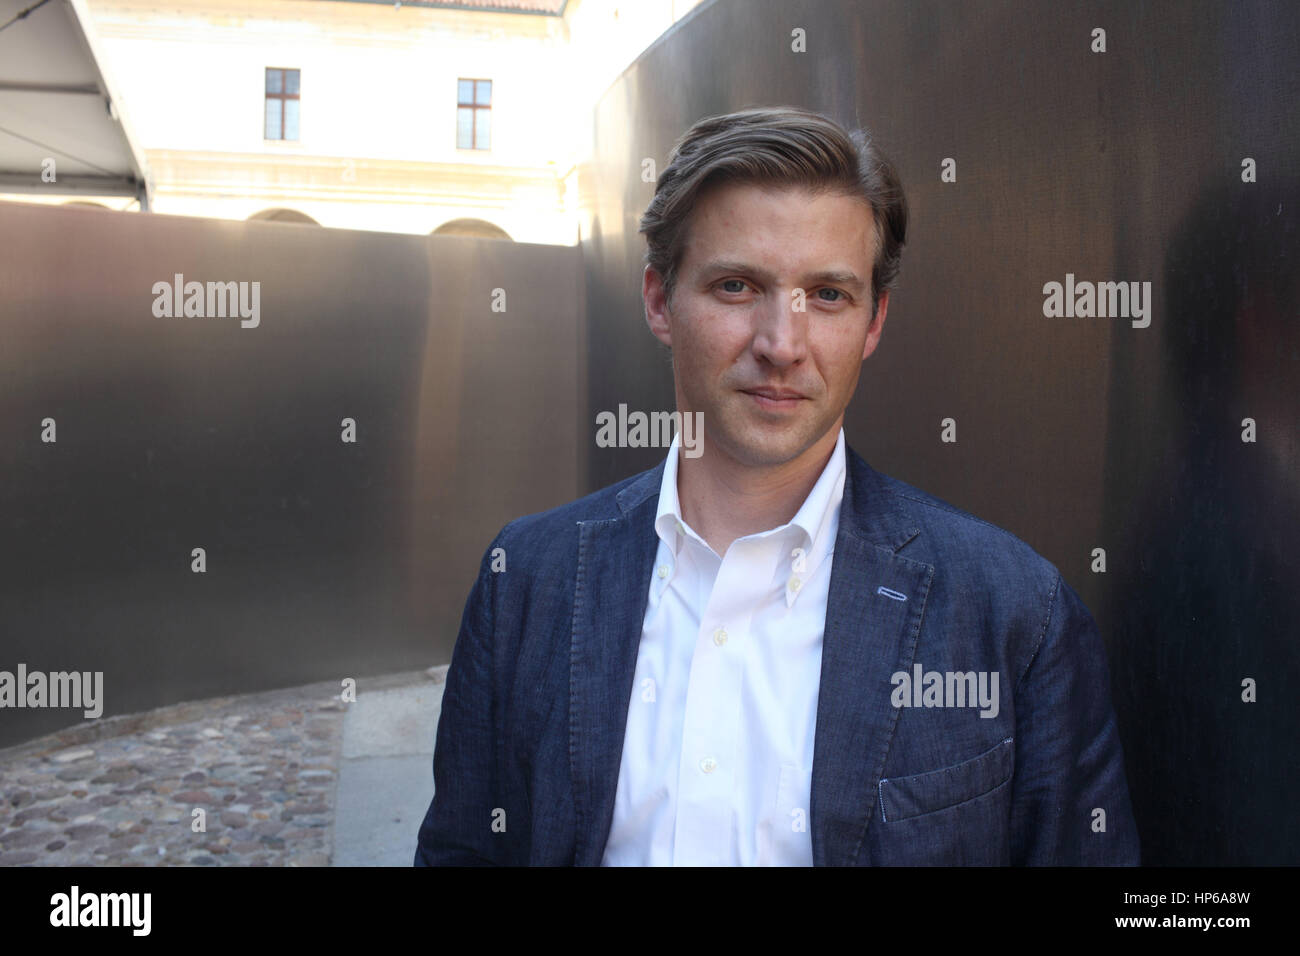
[415, 444, 1140, 865]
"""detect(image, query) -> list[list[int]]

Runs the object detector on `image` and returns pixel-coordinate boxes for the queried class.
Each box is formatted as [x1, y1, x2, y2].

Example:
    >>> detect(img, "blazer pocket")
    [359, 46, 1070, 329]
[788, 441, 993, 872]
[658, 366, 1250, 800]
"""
[878, 736, 1014, 822]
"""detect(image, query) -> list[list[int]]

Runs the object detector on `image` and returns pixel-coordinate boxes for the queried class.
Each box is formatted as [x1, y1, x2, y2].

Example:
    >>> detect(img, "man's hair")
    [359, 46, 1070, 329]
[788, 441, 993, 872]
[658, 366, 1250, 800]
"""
[639, 105, 908, 318]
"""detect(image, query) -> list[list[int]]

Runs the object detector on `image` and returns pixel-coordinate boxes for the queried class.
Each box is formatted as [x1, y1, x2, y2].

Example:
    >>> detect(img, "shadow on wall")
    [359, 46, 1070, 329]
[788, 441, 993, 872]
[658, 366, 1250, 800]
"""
[1105, 177, 1300, 865]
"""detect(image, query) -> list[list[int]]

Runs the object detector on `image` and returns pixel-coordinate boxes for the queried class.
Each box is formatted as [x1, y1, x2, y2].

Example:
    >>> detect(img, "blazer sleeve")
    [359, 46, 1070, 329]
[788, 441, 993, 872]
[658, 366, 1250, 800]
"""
[1008, 572, 1141, 865]
[414, 533, 506, 866]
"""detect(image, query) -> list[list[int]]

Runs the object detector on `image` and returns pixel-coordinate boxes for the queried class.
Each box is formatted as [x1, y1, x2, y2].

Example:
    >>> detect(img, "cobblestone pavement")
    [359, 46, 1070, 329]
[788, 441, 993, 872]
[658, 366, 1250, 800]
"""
[0, 677, 391, 866]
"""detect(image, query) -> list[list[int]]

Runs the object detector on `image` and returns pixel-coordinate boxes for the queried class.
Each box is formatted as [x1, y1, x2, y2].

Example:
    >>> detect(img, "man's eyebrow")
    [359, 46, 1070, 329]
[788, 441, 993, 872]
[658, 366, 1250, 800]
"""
[804, 269, 868, 293]
[695, 259, 868, 293]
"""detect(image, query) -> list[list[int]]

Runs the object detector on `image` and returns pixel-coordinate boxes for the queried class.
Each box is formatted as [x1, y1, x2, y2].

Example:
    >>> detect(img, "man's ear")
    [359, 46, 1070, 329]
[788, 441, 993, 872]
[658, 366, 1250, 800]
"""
[644, 265, 673, 348]
[862, 289, 889, 361]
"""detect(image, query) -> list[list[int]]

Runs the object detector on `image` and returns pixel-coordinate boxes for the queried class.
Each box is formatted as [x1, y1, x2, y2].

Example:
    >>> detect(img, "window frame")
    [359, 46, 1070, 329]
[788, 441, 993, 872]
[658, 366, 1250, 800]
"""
[265, 67, 301, 142]
[456, 77, 492, 151]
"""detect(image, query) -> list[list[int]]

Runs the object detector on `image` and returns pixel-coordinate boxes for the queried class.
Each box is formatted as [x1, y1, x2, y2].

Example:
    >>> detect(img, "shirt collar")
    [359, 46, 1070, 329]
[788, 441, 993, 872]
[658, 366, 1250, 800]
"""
[653, 426, 847, 574]
[653, 429, 699, 557]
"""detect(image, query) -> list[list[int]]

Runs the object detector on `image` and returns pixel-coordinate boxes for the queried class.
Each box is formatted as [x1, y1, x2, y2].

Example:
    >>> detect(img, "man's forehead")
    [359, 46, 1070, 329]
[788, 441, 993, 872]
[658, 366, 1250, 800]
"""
[681, 181, 877, 272]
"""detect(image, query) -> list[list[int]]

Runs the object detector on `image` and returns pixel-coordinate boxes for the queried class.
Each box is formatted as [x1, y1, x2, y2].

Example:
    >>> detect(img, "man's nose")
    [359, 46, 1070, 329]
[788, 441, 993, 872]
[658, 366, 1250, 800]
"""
[752, 288, 808, 367]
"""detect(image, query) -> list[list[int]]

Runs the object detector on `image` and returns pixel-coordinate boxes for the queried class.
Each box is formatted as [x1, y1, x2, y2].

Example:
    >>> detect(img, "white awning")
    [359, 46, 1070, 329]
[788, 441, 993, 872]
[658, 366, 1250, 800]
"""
[0, 0, 151, 207]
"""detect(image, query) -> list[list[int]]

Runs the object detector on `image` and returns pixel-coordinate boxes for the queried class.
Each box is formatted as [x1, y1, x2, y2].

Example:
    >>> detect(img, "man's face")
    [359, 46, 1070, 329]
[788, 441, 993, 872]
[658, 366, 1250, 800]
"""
[644, 180, 889, 470]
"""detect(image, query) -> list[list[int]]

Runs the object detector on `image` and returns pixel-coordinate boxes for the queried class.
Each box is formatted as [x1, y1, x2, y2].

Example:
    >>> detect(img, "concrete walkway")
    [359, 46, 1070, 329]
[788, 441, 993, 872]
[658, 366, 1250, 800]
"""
[331, 670, 445, 866]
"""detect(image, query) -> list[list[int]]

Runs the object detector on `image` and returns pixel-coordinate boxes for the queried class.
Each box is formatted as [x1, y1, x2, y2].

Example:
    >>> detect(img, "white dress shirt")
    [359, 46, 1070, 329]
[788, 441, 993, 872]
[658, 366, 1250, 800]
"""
[600, 427, 847, 866]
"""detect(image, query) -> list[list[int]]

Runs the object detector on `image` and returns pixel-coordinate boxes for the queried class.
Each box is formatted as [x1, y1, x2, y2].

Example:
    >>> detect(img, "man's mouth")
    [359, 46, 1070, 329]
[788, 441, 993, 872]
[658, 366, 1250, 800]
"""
[740, 387, 806, 410]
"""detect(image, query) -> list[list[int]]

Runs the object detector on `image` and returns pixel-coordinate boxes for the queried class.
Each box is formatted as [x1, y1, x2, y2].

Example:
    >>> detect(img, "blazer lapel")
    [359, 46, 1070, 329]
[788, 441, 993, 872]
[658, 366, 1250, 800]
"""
[570, 463, 662, 866]
[811, 447, 933, 865]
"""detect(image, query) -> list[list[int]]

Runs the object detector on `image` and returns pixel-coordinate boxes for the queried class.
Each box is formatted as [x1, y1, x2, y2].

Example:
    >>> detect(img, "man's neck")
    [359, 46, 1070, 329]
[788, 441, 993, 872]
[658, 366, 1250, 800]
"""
[676, 428, 839, 556]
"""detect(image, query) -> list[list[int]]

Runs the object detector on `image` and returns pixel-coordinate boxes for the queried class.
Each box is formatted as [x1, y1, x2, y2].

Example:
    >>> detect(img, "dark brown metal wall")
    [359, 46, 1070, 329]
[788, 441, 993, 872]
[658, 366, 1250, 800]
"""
[0, 202, 582, 748]
[578, 0, 1299, 864]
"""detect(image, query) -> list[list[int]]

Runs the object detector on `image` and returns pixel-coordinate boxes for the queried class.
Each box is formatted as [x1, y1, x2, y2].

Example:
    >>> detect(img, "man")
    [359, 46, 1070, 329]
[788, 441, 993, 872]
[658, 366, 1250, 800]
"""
[414, 105, 1139, 866]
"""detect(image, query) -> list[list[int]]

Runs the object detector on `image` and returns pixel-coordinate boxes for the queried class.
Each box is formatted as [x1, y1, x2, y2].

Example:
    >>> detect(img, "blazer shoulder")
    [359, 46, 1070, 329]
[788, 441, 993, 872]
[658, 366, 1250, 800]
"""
[872, 469, 1063, 593]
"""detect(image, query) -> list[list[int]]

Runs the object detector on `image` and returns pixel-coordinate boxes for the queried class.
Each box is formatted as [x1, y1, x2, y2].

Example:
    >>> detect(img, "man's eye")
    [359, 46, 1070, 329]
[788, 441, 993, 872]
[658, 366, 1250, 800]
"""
[719, 279, 748, 293]
[818, 288, 845, 302]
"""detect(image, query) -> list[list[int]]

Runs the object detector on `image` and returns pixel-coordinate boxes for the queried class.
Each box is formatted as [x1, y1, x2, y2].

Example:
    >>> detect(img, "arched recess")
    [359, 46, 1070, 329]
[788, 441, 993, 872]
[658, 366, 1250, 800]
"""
[431, 218, 512, 240]
[247, 208, 320, 225]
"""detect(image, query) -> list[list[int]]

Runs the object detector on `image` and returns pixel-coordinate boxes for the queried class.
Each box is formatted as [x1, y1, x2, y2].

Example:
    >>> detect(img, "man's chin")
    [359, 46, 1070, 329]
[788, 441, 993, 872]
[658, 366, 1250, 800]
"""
[707, 419, 828, 469]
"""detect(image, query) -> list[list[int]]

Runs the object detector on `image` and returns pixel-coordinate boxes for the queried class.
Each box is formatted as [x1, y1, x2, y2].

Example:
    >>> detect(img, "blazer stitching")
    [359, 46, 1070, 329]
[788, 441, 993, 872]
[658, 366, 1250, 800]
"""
[480, 528, 506, 864]
[883, 774, 1016, 824]
[878, 735, 1015, 822]
[1015, 571, 1062, 697]
[887, 488, 1023, 542]
[569, 520, 588, 864]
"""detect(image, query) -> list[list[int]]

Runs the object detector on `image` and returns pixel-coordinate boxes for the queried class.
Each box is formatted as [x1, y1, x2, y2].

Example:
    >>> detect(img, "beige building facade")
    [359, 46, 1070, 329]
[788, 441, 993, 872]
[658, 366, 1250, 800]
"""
[4, 0, 707, 242]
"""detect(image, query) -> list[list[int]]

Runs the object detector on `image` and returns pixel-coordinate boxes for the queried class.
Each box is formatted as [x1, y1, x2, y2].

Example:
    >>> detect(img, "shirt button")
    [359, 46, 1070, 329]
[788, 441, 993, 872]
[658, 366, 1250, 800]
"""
[700, 757, 717, 774]
[657, 565, 670, 578]
[712, 627, 728, 646]
[787, 576, 802, 592]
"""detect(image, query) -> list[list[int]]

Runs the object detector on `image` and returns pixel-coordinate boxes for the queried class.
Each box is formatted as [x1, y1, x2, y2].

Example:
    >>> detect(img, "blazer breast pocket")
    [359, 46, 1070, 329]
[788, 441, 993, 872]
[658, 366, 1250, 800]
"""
[878, 736, 1014, 822]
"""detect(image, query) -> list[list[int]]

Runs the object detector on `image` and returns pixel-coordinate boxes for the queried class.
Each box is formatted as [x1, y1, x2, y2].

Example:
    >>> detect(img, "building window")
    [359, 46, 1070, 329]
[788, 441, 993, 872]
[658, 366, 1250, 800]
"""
[265, 68, 300, 140]
[457, 78, 491, 150]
